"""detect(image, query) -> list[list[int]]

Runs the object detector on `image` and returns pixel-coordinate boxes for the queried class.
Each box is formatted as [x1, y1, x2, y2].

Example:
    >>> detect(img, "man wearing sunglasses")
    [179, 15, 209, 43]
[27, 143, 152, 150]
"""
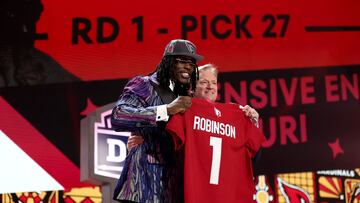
[112, 39, 202, 203]
[127, 64, 260, 151]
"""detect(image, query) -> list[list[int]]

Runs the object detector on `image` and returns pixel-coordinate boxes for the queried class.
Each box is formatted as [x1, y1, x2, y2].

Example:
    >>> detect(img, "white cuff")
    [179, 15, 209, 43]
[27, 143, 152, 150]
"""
[156, 105, 169, 122]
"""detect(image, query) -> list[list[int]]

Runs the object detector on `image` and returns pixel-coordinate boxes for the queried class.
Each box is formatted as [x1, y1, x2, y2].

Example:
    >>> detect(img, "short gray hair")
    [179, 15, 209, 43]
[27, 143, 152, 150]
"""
[198, 63, 218, 78]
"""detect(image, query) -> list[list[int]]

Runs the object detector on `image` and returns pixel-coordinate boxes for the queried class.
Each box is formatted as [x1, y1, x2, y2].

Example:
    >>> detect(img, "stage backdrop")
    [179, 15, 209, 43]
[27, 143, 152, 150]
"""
[0, 0, 359, 203]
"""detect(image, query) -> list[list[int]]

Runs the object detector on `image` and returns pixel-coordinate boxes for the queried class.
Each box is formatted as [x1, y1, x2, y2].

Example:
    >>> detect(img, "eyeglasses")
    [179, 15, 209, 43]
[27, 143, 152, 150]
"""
[175, 58, 196, 68]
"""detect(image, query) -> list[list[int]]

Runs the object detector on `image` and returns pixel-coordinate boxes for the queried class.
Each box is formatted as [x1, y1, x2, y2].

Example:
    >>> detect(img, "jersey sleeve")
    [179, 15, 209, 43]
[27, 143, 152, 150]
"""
[244, 114, 266, 157]
[166, 113, 186, 150]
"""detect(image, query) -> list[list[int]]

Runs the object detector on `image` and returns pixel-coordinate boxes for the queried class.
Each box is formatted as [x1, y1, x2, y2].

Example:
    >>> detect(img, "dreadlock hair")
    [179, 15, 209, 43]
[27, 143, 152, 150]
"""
[155, 55, 199, 96]
[144, 56, 199, 184]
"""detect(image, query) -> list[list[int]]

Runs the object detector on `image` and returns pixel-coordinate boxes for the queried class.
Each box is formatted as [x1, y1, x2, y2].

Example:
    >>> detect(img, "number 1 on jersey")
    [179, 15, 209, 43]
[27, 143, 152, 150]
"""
[210, 136, 222, 185]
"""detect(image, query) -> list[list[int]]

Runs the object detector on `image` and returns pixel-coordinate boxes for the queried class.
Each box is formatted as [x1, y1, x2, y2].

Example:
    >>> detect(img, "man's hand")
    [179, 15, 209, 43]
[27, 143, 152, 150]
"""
[166, 96, 192, 115]
[240, 105, 259, 127]
[127, 135, 144, 151]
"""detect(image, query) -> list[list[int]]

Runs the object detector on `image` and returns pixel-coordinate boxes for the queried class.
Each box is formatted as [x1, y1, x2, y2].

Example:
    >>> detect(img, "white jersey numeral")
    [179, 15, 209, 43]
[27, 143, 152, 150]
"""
[209, 136, 222, 185]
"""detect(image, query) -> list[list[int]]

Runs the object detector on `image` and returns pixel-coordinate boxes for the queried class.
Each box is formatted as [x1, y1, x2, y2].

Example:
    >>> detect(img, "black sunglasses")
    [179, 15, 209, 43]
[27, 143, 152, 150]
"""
[175, 58, 196, 67]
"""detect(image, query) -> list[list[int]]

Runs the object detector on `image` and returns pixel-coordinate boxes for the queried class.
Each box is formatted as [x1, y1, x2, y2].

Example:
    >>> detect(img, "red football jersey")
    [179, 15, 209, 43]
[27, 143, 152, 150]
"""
[166, 98, 265, 203]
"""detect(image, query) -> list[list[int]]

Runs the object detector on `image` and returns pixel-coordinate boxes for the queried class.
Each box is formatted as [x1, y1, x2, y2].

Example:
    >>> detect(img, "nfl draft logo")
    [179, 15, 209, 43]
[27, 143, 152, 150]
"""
[94, 110, 130, 179]
[81, 102, 130, 191]
[81, 102, 132, 203]
[167, 44, 174, 53]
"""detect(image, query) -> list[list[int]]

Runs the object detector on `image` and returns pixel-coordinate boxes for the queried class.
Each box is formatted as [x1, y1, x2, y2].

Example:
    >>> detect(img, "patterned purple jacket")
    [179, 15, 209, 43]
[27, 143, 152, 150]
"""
[112, 72, 182, 203]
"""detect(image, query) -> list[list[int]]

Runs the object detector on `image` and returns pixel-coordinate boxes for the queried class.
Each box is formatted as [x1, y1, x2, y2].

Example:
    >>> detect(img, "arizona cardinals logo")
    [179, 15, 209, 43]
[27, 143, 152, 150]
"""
[278, 178, 312, 203]
[214, 107, 221, 117]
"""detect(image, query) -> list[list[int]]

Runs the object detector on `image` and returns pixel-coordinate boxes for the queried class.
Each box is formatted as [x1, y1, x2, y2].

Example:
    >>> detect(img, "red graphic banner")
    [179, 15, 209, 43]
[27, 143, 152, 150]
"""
[34, 0, 360, 81]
